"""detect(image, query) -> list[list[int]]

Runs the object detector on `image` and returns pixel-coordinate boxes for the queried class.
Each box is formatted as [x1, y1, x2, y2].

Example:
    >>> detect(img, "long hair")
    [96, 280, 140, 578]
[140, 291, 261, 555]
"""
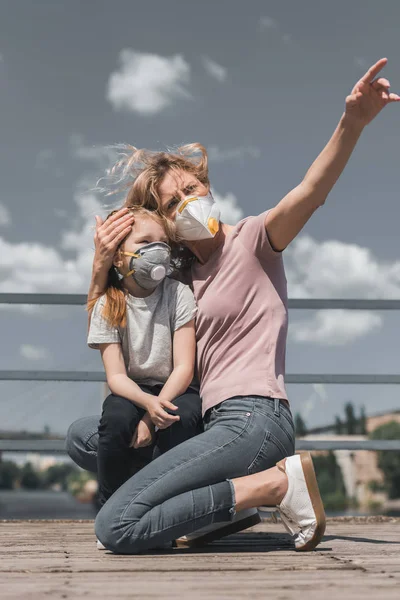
[87, 206, 175, 328]
[98, 143, 210, 270]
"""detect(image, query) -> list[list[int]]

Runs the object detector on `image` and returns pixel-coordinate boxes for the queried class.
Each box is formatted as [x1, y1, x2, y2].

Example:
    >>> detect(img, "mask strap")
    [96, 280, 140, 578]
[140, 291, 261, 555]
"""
[120, 251, 140, 278]
[121, 251, 140, 258]
[177, 197, 198, 214]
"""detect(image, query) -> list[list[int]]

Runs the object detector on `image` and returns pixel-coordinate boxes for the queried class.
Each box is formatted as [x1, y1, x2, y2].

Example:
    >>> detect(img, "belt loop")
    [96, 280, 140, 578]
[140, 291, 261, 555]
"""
[274, 398, 280, 416]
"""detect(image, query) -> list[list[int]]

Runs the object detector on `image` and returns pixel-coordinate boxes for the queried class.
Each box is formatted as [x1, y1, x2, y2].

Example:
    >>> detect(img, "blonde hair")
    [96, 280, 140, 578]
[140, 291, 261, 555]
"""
[100, 143, 209, 213]
[87, 206, 175, 328]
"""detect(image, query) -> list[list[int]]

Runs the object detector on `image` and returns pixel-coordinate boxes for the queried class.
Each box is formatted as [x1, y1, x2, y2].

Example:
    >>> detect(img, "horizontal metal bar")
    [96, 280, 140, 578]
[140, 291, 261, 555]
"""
[0, 440, 66, 452]
[0, 293, 87, 305]
[296, 440, 400, 451]
[288, 299, 400, 310]
[1, 371, 400, 384]
[1, 439, 399, 453]
[286, 374, 400, 385]
[1, 294, 400, 310]
[0, 371, 106, 382]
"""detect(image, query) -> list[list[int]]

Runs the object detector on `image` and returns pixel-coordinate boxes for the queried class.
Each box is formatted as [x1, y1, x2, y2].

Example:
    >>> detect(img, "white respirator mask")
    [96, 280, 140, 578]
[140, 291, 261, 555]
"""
[174, 191, 221, 241]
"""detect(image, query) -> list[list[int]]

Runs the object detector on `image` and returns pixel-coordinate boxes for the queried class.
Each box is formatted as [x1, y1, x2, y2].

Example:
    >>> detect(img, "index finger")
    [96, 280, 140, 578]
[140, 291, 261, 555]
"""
[104, 207, 132, 226]
[360, 58, 388, 84]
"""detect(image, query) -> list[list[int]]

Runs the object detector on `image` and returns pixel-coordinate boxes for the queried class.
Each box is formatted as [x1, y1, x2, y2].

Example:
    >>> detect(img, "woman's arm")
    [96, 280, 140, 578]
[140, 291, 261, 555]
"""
[99, 343, 180, 428]
[265, 58, 399, 252]
[87, 209, 135, 323]
[157, 320, 196, 406]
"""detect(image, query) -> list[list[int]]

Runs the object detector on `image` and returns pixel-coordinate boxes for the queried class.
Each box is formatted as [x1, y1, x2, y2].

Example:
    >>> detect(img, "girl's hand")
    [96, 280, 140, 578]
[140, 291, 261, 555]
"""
[147, 397, 180, 429]
[344, 58, 400, 128]
[93, 208, 135, 271]
[131, 415, 155, 449]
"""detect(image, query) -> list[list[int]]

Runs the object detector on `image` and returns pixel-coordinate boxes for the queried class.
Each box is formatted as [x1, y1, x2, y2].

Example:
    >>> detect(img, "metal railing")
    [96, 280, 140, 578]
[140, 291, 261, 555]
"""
[1, 293, 399, 453]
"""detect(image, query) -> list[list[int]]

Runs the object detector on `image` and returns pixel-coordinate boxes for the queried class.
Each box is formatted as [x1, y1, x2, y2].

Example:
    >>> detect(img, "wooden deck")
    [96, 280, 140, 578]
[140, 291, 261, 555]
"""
[1, 517, 399, 599]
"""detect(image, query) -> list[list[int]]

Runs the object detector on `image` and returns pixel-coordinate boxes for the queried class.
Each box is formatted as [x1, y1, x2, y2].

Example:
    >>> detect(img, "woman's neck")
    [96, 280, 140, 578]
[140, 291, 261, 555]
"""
[185, 222, 234, 265]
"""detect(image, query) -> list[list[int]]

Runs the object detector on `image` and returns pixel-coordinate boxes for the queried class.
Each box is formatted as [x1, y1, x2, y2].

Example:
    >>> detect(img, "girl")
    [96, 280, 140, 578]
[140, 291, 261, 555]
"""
[86, 206, 202, 509]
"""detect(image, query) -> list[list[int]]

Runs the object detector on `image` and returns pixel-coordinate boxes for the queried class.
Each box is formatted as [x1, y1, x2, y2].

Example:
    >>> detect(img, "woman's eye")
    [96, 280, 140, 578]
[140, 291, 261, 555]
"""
[168, 199, 178, 210]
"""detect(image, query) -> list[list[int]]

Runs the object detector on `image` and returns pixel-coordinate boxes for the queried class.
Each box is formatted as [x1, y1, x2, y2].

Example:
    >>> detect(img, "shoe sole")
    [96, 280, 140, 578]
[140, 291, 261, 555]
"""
[296, 452, 326, 552]
[175, 511, 261, 548]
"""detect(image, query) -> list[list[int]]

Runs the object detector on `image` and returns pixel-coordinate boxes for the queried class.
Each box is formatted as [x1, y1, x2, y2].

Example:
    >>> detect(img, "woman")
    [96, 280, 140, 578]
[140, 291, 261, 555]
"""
[70, 58, 398, 553]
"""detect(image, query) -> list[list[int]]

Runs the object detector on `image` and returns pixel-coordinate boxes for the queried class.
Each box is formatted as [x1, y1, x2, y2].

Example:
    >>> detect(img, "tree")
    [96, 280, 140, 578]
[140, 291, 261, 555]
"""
[370, 421, 400, 499]
[334, 416, 343, 435]
[0, 461, 20, 489]
[43, 463, 78, 491]
[20, 462, 41, 490]
[294, 413, 307, 437]
[312, 451, 349, 511]
[344, 402, 357, 435]
[359, 406, 367, 435]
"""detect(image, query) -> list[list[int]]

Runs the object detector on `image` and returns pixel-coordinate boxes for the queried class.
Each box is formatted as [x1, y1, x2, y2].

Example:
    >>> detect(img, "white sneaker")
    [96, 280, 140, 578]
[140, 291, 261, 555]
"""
[175, 508, 260, 547]
[275, 452, 326, 551]
[96, 538, 106, 550]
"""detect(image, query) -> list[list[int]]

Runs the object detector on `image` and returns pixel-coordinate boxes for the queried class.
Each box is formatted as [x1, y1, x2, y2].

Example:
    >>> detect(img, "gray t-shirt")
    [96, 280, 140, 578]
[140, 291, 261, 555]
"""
[88, 279, 197, 387]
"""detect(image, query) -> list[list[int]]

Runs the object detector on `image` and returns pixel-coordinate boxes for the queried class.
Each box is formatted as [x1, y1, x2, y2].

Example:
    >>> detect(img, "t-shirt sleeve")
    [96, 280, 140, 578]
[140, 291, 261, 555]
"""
[173, 283, 197, 332]
[238, 210, 283, 260]
[87, 296, 121, 349]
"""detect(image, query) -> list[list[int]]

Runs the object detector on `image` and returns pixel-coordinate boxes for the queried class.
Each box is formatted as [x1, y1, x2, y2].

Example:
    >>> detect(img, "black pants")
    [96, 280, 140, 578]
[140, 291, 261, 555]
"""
[97, 385, 203, 506]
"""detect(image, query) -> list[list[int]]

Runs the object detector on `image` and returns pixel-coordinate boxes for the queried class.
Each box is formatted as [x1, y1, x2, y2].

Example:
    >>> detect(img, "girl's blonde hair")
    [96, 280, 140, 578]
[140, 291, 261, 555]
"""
[87, 206, 175, 328]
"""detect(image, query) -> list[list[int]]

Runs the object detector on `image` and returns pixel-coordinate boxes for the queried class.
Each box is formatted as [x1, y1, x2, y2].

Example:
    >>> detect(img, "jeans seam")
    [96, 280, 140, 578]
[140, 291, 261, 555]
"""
[82, 428, 99, 454]
[253, 408, 294, 445]
[119, 411, 253, 525]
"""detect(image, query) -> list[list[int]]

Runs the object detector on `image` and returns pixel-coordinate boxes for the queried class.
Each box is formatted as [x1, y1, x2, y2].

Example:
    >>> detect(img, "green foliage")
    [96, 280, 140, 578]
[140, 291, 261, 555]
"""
[294, 413, 307, 437]
[370, 421, 400, 499]
[0, 461, 20, 489]
[20, 462, 42, 489]
[344, 402, 357, 435]
[67, 470, 97, 496]
[334, 416, 343, 434]
[335, 402, 368, 435]
[312, 451, 350, 510]
[43, 463, 79, 491]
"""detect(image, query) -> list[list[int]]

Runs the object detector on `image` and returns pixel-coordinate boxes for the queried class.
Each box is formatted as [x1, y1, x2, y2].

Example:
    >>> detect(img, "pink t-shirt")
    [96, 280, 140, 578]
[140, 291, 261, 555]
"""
[191, 211, 289, 415]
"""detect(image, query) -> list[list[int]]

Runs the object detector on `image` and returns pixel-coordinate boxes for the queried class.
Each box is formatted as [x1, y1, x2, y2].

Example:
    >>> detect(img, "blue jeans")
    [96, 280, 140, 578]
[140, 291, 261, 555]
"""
[66, 385, 203, 505]
[93, 396, 295, 553]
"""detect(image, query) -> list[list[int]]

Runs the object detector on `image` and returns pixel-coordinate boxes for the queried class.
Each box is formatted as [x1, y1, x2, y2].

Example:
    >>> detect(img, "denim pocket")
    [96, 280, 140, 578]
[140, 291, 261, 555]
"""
[248, 429, 294, 475]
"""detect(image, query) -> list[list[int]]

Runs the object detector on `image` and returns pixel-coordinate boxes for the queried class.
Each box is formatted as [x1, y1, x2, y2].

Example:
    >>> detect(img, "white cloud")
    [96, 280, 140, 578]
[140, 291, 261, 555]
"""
[285, 235, 400, 345]
[213, 190, 244, 225]
[259, 16, 293, 44]
[208, 145, 261, 162]
[259, 16, 278, 30]
[285, 235, 400, 299]
[290, 310, 382, 346]
[106, 49, 191, 115]
[70, 134, 117, 166]
[0, 203, 11, 226]
[20, 344, 50, 361]
[201, 56, 227, 83]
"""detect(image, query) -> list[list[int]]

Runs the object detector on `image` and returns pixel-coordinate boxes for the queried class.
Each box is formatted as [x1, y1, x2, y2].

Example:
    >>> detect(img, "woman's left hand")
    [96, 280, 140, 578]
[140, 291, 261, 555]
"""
[345, 58, 400, 127]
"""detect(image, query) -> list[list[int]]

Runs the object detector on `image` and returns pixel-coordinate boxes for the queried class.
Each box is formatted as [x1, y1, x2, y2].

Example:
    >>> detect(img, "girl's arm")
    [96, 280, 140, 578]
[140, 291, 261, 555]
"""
[157, 319, 196, 406]
[99, 343, 180, 428]
[264, 58, 399, 252]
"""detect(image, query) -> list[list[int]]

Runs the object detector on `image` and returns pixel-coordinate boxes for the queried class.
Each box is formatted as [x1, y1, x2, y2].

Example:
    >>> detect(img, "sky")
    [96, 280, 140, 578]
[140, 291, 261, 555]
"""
[0, 0, 399, 435]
